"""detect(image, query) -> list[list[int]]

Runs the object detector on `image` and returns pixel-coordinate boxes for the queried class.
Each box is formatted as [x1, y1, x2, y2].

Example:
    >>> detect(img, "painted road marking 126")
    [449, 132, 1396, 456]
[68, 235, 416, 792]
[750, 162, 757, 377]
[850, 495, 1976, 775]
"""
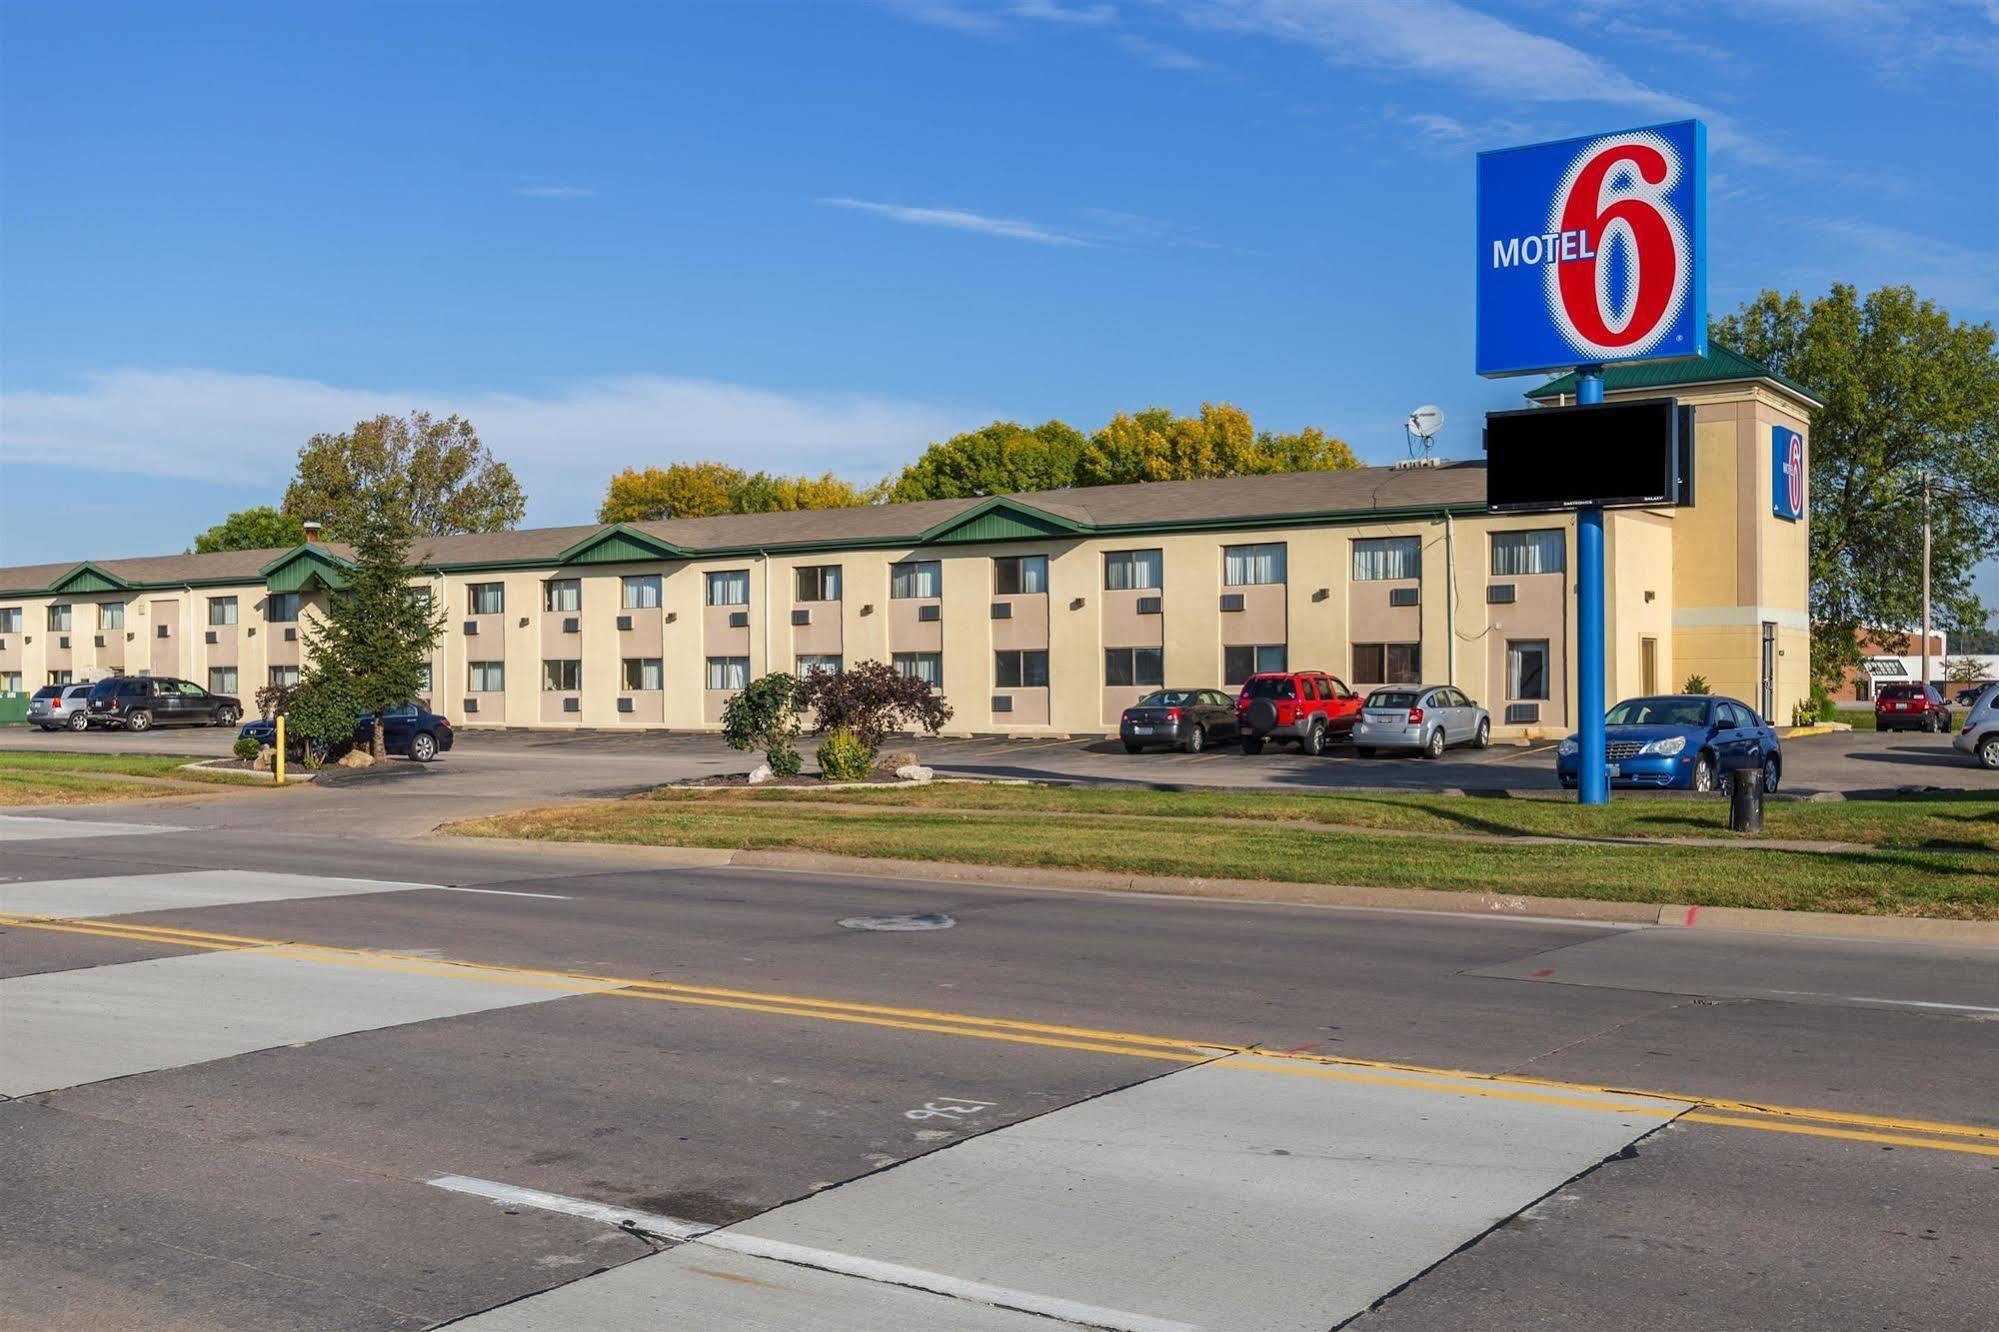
[905, 1097, 995, 1122]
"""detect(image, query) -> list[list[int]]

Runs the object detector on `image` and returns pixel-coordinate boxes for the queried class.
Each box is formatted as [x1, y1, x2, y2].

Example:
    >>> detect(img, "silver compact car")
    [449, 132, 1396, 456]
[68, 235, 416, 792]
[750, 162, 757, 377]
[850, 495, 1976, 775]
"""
[28, 683, 97, 731]
[1955, 683, 1999, 770]
[1351, 685, 1490, 759]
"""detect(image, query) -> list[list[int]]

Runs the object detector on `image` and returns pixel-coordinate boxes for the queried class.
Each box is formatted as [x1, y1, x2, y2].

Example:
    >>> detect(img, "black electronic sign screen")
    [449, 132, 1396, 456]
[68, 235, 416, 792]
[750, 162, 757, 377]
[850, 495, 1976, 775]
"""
[1484, 398, 1690, 512]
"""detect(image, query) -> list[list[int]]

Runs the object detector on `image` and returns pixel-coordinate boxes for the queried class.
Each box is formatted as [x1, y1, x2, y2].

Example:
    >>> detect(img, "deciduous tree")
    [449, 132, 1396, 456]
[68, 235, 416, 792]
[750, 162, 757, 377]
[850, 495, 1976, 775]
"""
[885, 421, 1089, 502]
[304, 502, 445, 758]
[598, 463, 873, 522]
[191, 506, 306, 554]
[284, 412, 525, 539]
[801, 660, 952, 756]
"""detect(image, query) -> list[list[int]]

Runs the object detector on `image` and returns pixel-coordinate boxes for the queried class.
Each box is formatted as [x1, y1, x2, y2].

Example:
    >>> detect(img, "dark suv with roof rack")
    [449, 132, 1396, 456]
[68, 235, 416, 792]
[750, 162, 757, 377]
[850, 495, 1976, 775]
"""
[87, 676, 242, 731]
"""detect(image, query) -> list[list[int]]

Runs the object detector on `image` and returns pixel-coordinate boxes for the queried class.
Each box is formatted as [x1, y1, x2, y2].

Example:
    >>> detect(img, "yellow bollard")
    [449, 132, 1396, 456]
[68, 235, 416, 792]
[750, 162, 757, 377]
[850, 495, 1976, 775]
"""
[275, 714, 286, 786]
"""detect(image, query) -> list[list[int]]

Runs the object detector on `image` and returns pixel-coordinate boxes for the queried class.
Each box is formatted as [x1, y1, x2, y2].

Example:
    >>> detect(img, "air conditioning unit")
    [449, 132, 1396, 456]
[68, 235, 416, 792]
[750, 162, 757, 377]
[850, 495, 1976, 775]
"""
[791, 608, 811, 626]
[617, 696, 635, 713]
[463, 620, 479, 635]
[157, 625, 170, 639]
[563, 616, 580, 634]
[1219, 593, 1245, 612]
[1505, 703, 1540, 724]
[562, 697, 580, 713]
[990, 602, 1012, 620]
[728, 611, 749, 629]
[204, 631, 216, 645]
[284, 627, 297, 642]
[991, 694, 1013, 713]
[1389, 587, 1420, 607]
[463, 697, 479, 714]
[1486, 584, 1516, 605]
[94, 635, 105, 648]
[616, 615, 633, 631]
[917, 604, 941, 622]
[60, 636, 71, 649]
[1136, 596, 1162, 615]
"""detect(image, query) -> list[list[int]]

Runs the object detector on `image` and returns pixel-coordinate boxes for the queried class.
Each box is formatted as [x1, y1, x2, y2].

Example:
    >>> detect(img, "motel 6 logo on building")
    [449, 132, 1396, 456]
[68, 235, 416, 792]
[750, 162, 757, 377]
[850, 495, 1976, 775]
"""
[1772, 425, 1806, 522]
[1476, 120, 1707, 378]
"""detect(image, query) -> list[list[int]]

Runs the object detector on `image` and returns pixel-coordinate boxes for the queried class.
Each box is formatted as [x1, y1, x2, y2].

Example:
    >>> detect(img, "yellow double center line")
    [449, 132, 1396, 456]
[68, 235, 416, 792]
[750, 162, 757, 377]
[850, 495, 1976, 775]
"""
[5, 910, 1996, 1159]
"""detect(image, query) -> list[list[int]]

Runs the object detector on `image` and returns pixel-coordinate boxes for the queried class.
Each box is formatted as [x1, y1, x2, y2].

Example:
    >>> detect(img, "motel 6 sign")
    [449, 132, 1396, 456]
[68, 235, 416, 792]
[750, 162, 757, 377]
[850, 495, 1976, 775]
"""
[1476, 120, 1708, 378]
[1772, 425, 1806, 521]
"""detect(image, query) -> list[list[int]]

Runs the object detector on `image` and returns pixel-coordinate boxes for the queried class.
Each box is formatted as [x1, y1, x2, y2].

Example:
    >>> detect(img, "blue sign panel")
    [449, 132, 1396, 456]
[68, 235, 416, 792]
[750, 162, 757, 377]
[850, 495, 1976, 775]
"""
[1772, 425, 1805, 521]
[1476, 120, 1707, 378]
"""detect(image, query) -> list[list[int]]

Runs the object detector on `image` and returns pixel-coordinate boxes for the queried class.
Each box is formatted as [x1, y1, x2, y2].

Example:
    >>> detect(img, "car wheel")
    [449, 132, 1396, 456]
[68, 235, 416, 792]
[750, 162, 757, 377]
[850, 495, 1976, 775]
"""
[1423, 727, 1446, 760]
[410, 732, 438, 762]
[37, 724, 56, 732]
[1123, 742, 1144, 754]
[1241, 737, 1265, 756]
[1301, 723, 1326, 757]
[1473, 719, 1490, 750]
[1762, 755, 1781, 793]
[1355, 746, 1375, 758]
[67, 711, 90, 731]
[126, 709, 153, 733]
[1182, 725, 1205, 755]
[1922, 714, 1938, 733]
[1979, 736, 1999, 771]
[1691, 752, 1715, 794]
[216, 706, 240, 728]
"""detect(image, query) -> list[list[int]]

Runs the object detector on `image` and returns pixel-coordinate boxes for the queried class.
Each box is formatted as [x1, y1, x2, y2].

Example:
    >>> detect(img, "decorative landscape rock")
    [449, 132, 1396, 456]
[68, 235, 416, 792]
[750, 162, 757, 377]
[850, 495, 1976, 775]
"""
[747, 763, 774, 785]
[895, 764, 934, 784]
[336, 748, 375, 769]
[253, 746, 276, 771]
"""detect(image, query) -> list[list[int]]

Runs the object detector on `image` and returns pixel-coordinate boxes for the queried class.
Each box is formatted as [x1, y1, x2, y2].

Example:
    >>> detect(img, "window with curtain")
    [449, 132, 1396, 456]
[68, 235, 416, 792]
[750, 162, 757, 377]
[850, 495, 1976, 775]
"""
[621, 575, 662, 609]
[468, 661, 505, 692]
[1491, 529, 1566, 576]
[994, 649, 1049, 688]
[893, 652, 943, 686]
[208, 667, 238, 695]
[1104, 647, 1165, 688]
[543, 579, 581, 613]
[1351, 537, 1420, 581]
[795, 654, 843, 677]
[417, 663, 432, 694]
[890, 560, 941, 599]
[1507, 640, 1550, 700]
[1103, 549, 1163, 591]
[542, 659, 581, 691]
[1, 672, 21, 693]
[621, 657, 664, 691]
[0, 608, 20, 634]
[795, 565, 842, 602]
[706, 656, 750, 690]
[208, 597, 238, 626]
[993, 555, 1048, 596]
[468, 582, 505, 615]
[1353, 642, 1422, 684]
[98, 602, 125, 630]
[705, 570, 750, 606]
[1222, 543, 1287, 586]
[47, 604, 72, 631]
[267, 594, 301, 623]
[269, 665, 302, 688]
[1223, 644, 1286, 685]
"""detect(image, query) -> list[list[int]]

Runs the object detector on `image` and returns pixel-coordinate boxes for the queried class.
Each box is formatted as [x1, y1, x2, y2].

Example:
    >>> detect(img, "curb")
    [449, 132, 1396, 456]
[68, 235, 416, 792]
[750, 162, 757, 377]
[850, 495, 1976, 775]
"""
[432, 834, 1999, 947]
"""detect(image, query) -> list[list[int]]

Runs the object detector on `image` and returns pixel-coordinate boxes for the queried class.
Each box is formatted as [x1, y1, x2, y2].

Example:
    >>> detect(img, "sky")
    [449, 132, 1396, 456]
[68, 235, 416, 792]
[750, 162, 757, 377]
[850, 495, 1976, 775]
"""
[2, 0, 1995, 605]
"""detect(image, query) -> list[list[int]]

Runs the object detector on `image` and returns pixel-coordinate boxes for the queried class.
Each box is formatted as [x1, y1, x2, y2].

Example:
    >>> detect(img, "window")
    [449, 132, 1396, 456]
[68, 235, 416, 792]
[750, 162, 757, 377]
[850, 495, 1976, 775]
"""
[406, 587, 433, 614]
[468, 582, 505, 615]
[993, 555, 1048, 596]
[267, 593, 300, 623]
[1352, 642, 1422, 685]
[47, 604, 72, 631]
[621, 575, 662, 610]
[468, 661, 506, 692]
[890, 560, 941, 599]
[796, 654, 843, 677]
[542, 659, 582, 691]
[1223, 644, 1287, 685]
[1491, 529, 1566, 576]
[417, 663, 432, 693]
[1103, 548, 1163, 591]
[268, 664, 301, 688]
[1352, 536, 1420, 581]
[1, 672, 20, 694]
[994, 649, 1049, 689]
[705, 656, 751, 691]
[1223, 543, 1286, 586]
[893, 652, 943, 686]
[621, 657, 664, 691]
[1104, 647, 1165, 688]
[208, 596, 238, 626]
[98, 602, 125, 630]
[544, 578, 581, 613]
[795, 565, 842, 602]
[49, 670, 73, 686]
[1507, 640, 1550, 701]
[208, 667, 239, 695]
[0, 608, 19, 633]
[702, 570, 749, 607]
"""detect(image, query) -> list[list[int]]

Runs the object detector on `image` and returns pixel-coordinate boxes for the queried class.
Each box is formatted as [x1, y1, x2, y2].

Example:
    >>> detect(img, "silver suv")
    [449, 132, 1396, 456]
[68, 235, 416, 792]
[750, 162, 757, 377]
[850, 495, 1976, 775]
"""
[28, 683, 96, 731]
[1954, 684, 1999, 770]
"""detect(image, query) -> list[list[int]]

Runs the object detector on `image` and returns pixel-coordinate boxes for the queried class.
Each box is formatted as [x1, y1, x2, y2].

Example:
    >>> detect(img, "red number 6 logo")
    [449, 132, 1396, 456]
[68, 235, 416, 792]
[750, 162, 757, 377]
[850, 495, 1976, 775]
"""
[1545, 131, 1690, 360]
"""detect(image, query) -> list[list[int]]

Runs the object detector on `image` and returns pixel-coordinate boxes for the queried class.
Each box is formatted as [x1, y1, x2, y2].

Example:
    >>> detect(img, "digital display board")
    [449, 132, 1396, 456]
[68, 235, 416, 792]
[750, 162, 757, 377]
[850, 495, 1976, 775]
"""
[1484, 399, 1690, 512]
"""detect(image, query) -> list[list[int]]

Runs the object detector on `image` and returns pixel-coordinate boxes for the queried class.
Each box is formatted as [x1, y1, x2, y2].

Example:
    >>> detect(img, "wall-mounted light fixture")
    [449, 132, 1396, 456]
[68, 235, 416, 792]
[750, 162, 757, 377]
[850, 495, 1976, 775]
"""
[1644, 590, 1656, 602]
[1312, 588, 1330, 602]
[1069, 596, 1085, 611]
[860, 603, 874, 616]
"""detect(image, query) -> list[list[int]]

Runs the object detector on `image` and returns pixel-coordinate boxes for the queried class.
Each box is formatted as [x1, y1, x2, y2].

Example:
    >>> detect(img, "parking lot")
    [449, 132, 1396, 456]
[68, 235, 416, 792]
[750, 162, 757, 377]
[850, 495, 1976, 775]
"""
[3, 719, 1993, 799]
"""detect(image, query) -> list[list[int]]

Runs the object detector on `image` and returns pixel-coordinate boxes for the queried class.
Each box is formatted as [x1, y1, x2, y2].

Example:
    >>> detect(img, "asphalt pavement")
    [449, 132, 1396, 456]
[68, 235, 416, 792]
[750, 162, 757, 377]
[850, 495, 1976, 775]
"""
[1, 764, 1995, 1330]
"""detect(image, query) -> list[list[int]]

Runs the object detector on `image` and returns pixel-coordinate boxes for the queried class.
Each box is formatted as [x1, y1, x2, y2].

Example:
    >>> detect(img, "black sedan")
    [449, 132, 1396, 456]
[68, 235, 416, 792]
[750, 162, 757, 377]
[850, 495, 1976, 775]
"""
[240, 702, 454, 762]
[1120, 688, 1241, 753]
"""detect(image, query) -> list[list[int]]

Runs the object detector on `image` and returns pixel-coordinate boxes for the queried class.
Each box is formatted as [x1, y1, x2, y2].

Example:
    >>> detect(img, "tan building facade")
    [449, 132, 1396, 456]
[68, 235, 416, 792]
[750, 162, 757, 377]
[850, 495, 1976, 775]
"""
[0, 353, 1817, 737]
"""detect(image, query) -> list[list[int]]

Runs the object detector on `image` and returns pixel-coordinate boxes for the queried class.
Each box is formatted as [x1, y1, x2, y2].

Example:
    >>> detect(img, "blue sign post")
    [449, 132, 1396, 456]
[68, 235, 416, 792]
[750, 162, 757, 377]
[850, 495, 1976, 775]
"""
[1477, 121, 1707, 806]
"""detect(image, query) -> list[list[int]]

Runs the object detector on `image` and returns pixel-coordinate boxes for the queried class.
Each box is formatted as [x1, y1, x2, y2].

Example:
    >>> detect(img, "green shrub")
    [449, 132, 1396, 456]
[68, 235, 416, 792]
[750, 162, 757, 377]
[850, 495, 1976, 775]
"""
[816, 728, 873, 782]
[1682, 674, 1711, 695]
[768, 747, 803, 778]
[1791, 698, 1820, 727]
[232, 736, 262, 763]
[721, 672, 806, 774]
[285, 670, 362, 768]
[1810, 679, 1835, 719]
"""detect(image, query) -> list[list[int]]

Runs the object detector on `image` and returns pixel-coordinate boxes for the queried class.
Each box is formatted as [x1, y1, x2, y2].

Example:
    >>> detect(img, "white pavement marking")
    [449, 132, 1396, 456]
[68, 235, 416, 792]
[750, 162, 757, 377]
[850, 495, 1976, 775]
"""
[0, 869, 441, 919]
[433, 885, 572, 900]
[0, 947, 618, 1096]
[0, 814, 190, 842]
[429, 1175, 714, 1241]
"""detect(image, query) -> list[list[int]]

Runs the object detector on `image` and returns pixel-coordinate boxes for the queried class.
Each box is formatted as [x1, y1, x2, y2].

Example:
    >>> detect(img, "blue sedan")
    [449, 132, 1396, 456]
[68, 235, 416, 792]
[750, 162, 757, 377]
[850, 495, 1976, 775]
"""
[1557, 695, 1780, 793]
[240, 702, 455, 762]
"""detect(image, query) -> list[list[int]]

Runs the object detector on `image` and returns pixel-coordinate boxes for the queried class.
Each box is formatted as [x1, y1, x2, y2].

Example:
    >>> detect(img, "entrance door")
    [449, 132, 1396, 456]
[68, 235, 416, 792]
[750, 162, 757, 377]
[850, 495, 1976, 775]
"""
[1640, 637, 1658, 696]
[1760, 621, 1777, 722]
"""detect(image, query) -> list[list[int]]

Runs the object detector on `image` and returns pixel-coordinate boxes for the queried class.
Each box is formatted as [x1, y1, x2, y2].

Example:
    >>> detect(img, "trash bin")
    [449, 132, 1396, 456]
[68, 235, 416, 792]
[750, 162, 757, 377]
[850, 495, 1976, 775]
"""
[1726, 767, 1763, 833]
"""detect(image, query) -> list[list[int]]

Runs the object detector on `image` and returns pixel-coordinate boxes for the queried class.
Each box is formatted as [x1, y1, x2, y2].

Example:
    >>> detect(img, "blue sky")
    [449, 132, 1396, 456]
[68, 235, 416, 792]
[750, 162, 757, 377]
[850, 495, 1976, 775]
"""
[2, 0, 1995, 605]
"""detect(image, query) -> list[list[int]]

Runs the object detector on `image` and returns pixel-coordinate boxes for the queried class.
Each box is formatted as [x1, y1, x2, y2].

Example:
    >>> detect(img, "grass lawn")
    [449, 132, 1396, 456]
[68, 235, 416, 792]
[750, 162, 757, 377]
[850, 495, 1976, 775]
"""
[450, 794, 1999, 920]
[0, 750, 281, 804]
[639, 783, 1999, 854]
[0, 751, 211, 779]
[0, 770, 181, 806]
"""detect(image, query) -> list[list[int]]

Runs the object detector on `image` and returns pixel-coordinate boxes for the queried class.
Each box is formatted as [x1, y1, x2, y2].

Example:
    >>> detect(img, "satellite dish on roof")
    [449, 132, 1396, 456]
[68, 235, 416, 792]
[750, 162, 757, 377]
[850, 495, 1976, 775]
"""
[1403, 404, 1445, 461]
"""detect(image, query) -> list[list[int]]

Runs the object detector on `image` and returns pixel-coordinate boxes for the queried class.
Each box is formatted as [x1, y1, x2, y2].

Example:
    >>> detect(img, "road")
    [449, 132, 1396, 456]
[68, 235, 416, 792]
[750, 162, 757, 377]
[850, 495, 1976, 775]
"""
[1, 758, 1995, 1329]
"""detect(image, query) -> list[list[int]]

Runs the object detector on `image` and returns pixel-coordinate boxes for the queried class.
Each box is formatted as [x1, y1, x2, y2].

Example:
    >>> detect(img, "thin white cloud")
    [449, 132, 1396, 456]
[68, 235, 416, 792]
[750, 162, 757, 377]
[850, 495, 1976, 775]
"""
[1013, 0, 1119, 23]
[1116, 31, 1205, 67]
[0, 370, 988, 529]
[819, 196, 1090, 246]
[515, 184, 594, 199]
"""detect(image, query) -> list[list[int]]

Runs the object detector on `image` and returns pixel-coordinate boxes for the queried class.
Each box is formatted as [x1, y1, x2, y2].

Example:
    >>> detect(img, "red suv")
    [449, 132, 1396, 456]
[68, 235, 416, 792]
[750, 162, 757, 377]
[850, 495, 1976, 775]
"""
[1235, 671, 1361, 756]
[1875, 683, 1952, 734]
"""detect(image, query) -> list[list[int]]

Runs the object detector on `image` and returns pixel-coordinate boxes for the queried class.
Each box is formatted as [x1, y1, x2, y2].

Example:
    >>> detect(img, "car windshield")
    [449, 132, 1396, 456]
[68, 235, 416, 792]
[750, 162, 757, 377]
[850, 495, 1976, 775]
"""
[1605, 698, 1708, 727]
[1878, 685, 1924, 699]
[1367, 691, 1420, 709]
[1138, 690, 1196, 707]
[32, 685, 61, 700]
[1242, 678, 1296, 700]
[88, 680, 117, 701]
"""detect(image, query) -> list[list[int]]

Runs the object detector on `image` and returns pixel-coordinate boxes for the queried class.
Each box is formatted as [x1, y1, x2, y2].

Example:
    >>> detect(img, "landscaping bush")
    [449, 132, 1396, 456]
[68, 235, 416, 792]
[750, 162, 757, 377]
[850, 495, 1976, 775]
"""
[1682, 674, 1711, 695]
[802, 660, 952, 758]
[816, 728, 873, 782]
[1791, 698, 1820, 727]
[232, 736, 262, 763]
[284, 671, 363, 768]
[720, 672, 806, 774]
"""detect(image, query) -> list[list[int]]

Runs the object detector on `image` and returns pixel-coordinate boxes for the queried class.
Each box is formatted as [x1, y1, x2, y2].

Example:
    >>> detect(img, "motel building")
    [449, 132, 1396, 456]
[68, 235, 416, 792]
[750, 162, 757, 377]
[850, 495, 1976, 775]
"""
[0, 350, 1818, 740]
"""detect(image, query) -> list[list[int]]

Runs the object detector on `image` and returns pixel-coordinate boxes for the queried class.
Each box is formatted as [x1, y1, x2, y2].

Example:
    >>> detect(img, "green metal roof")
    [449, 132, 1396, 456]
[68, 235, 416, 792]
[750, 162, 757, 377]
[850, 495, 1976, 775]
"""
[1524, 344, 1822, 407]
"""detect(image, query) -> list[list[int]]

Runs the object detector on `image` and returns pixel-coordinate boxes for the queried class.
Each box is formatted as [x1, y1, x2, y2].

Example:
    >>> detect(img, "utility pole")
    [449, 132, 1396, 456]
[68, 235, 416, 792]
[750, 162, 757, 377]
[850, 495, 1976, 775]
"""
[1921, 470, 1933, 690]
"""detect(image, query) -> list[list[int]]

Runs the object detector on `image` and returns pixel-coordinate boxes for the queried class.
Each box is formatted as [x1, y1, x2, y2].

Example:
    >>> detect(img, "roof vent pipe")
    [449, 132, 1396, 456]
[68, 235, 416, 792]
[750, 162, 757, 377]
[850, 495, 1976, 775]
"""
[302, 521, 322, 544]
